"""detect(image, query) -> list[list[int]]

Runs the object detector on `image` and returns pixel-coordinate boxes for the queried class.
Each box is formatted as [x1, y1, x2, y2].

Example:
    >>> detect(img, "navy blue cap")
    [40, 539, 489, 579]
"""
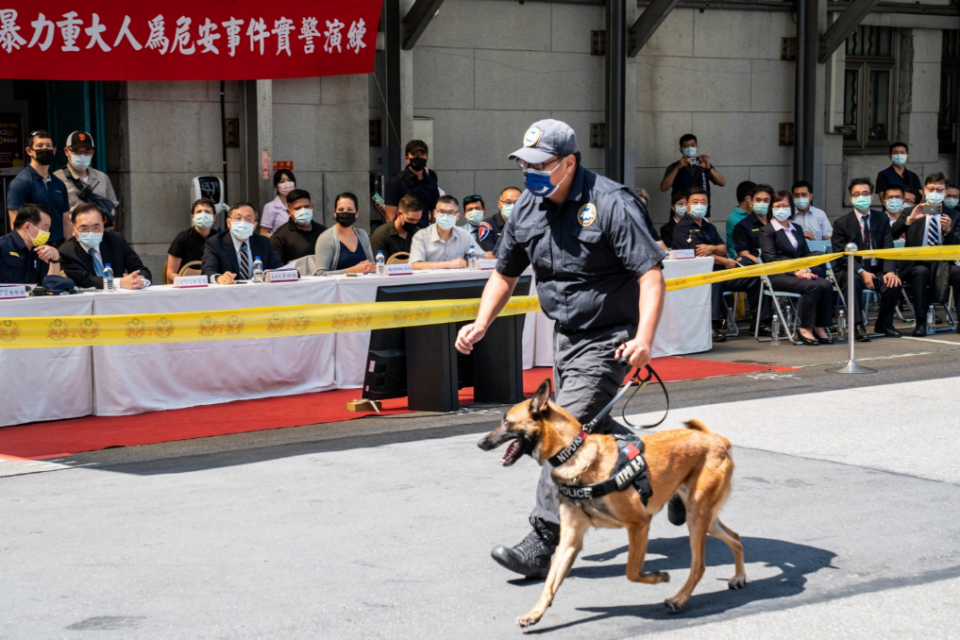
[508, 119, 578, 164]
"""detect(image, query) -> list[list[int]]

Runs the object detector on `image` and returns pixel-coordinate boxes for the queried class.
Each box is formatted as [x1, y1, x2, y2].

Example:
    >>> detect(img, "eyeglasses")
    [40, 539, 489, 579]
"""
[516, 156, 560, 172]
[435, 208, 459, 216]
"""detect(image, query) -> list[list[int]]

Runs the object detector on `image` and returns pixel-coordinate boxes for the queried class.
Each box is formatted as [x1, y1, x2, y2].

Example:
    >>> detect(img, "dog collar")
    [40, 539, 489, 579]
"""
[548, 431, 587, 467]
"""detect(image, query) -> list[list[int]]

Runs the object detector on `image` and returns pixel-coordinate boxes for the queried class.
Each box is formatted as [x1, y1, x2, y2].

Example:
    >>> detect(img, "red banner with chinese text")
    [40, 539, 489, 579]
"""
[0, 1, 382, 80]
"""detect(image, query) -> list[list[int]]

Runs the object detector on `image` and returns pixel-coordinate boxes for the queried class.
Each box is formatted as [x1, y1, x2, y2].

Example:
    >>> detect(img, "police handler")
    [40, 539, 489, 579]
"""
[455, 119, 671, 578]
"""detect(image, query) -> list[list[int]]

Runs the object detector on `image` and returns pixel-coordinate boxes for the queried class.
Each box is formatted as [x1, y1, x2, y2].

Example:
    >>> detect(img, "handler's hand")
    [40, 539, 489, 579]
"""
[615, 338, 652, 369]
[455, 322, 487, 354]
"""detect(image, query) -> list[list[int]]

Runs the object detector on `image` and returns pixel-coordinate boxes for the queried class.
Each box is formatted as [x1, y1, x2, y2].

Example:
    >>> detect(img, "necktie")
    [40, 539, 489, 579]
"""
[90, 248, 104, 277]
[926, 216, 941, 246]
[861, 216, 871, 250]
[238, 241, 250, 280]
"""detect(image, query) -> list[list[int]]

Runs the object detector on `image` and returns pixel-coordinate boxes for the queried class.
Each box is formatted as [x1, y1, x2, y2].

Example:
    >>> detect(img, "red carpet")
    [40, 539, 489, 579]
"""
[0, 358, 793, 461]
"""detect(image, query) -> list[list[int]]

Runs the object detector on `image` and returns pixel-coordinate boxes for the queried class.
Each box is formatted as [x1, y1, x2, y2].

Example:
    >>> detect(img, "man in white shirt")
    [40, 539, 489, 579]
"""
[791, 181, 832, 241]
[409, 195, 472, 270]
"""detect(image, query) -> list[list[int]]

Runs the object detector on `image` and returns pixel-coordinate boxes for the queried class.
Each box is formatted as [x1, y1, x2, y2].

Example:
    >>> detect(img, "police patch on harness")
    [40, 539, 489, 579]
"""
[556, 434, 653, 506]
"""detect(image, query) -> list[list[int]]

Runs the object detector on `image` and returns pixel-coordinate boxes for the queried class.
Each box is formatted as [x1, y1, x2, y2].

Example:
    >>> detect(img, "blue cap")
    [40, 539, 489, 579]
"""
[508, 119, 579, 165]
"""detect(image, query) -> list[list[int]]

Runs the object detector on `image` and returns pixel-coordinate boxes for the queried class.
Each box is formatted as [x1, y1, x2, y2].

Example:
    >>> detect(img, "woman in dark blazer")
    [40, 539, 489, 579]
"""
[758, 190, 835, 345]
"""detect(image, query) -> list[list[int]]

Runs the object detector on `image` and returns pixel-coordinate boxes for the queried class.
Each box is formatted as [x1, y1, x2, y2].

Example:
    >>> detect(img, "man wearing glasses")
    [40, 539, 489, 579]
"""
[455, 119, 666, 579]
[6, 130, 70, 245]
[60, 203, 151, 289]
[202, 203, 284, 284]
[409, 195, 472, 270]
[477, 187, 522, 255]
[53, 131, 119, 229]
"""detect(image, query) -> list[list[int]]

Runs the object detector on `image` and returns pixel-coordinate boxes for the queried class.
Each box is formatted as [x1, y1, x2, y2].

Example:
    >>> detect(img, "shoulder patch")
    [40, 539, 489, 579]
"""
[478, 222, 493, 241]
[578, 203, 597, 227]
[523, 127, 542, 148]
[9, 252, 19, 257]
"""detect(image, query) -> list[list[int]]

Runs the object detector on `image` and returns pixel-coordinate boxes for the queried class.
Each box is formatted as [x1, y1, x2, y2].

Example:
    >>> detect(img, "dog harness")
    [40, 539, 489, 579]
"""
[552, 432, 653, 506]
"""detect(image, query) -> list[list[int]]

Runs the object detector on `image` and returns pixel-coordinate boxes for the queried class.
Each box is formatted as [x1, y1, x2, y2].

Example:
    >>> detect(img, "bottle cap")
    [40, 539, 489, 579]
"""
[105, 263, 111, 267]
[255, 256, 261, 260]
[377, 250, 383, 254]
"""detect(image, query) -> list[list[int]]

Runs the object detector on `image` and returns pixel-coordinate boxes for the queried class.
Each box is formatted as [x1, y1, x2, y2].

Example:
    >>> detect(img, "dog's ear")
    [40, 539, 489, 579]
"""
[529, 378, 553, 419]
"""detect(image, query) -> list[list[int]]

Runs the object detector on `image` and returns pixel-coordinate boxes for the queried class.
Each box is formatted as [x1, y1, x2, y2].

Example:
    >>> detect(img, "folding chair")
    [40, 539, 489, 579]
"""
[386, 252, 410, 264]
[753, 252, 802, 345]
[179, 260, 202, 277]
[721, 291, 740, 337]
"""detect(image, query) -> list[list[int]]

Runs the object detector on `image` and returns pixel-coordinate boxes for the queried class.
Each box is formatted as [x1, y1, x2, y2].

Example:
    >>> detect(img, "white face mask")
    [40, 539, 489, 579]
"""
[436, 213, 457, 230]
[277, 181, 295, 196]
[77, 231, 103, 250]
[69, 154, 92, 171]
[682, 146, 698, 158]
[772, 207, 792, 221]
[230, 220, 254, 241]
[292, 207, 314, 226]
[193, 211, 214, 229]
[926, 191, 945, 205]
[465, 210, 484, 226]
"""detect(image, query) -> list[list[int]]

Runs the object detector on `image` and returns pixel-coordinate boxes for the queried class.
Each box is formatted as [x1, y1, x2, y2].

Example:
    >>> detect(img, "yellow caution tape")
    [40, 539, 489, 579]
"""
[1, 244, 956, 349]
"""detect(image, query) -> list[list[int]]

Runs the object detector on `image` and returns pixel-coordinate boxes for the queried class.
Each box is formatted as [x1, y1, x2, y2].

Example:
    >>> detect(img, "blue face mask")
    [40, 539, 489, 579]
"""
[891, 154, 907, 167]
[793, 197, 810, 211]
[772, 207, 792, 221]
[674, 204, 687, 217]
[465, 210, 484, 226]
[851, 195, 872, 211]
[682, 146, 698, 158]
[885, 198, 903, 214]
[436, 213, 457, 230]
[523, 161, 565, 198]
[945, 197, 959, 209]
[752, 202, 769, 216]
[77, 231, 102, 250]
[230, 220, 254, 241]
[688, 204, 707, 219]
[926, 191, 945, 205]
[292, 207, 314, 226]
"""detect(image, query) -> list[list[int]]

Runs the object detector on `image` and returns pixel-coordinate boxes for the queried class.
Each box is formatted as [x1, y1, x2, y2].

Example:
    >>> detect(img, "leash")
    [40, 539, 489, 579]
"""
[580, 358, 670, 434]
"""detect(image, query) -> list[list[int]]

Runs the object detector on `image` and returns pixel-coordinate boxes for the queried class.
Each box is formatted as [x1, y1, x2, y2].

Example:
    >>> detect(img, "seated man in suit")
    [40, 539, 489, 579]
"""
[202, 202, 284, 284]
[60, 203, 150, 289]
[672, 187, 769, 342]
[832, 177, 902, 341]
[891, 171, 960, 335]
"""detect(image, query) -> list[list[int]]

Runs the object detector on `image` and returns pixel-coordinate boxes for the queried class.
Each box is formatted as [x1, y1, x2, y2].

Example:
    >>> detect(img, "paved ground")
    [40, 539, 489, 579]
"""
[1, 328, 959, 639]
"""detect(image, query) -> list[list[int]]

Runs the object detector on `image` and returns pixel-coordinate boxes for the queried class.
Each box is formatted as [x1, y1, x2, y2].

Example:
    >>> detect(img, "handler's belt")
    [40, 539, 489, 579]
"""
[556, 433, 653, 506]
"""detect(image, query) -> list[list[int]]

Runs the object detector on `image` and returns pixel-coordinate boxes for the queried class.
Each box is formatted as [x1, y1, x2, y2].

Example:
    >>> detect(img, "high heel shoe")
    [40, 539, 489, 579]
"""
[799, 333, 819, 346]
[816, 331, 834, 345]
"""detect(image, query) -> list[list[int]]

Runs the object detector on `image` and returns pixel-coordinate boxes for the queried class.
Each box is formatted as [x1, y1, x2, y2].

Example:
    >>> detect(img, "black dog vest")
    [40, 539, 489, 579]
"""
[553, 433, 653, 506]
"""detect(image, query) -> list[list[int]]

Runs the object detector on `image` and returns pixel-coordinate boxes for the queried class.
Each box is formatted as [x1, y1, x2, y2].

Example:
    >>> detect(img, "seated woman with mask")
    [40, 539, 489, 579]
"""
[758, 190, 835, 346]
[314, 193, 375, 275]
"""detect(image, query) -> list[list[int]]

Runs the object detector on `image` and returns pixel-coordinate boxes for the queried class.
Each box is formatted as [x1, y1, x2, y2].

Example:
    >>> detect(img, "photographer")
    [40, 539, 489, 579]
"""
[53, 131, 119, 236]
[660, 133, 726, 218]
[891, 172, 960, 336]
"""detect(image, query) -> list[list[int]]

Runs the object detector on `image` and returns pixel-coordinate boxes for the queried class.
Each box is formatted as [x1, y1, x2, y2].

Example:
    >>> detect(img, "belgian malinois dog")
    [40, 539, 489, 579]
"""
[478, 378, 745, 628]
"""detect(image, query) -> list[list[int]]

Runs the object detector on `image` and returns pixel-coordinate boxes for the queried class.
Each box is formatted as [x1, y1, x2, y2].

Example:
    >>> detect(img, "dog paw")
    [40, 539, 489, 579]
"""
[654, 571, 670, 584]
[516, 613, 540, 628]
[728, 575, 747, 590]
[664, 598, 684, 613]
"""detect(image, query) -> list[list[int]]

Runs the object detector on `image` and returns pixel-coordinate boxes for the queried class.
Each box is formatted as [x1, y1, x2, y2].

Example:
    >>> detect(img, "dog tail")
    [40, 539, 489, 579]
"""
[684, 419, 732, 450]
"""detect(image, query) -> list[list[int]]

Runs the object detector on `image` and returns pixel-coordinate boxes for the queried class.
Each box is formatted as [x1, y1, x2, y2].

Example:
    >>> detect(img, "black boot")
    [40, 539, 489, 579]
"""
[667, 494, 687, 526]
[491, 517, 559, 579]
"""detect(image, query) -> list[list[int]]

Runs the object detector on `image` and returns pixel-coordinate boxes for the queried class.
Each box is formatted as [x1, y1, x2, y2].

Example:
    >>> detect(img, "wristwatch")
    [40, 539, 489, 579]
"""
[50, 258, 60, 263]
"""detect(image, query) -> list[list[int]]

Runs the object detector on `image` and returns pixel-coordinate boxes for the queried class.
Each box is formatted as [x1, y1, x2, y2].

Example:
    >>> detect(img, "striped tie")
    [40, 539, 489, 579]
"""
[238, 241, 250, 280]
[926, 217, 941, 247]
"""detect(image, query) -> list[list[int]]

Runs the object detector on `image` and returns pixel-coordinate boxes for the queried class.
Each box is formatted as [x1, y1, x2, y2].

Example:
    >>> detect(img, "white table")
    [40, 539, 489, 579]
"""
[90, 278, 338, 416]
[0, 294, 94, 427]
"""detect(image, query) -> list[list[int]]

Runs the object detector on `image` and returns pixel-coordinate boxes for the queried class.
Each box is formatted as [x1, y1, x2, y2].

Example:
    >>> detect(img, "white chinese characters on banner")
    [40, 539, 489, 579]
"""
[1, 11, 371, 57]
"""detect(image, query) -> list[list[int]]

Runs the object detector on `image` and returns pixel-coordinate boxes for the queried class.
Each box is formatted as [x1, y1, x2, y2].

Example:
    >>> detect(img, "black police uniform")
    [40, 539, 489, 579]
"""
[672, 215, 767, 326]
[384, 167, 439, 229]
[732, 214, 766, 264]
[496, 164, 665, 526]
[0, 230, 51, 284]
[477, 211, 507, 254]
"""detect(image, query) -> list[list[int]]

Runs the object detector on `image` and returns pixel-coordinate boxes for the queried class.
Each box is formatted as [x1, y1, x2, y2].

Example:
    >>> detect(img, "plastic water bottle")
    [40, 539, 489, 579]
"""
[771, 314, 780, 345]
[927, 305, 935, 334]
[252, 256, 264, 283]
[102, 263, 114, 292]
[837, 309, 847, 339]
[375, 250, 386, 276]
[783, 304, 793, 337]
[468, 245, 479, 271]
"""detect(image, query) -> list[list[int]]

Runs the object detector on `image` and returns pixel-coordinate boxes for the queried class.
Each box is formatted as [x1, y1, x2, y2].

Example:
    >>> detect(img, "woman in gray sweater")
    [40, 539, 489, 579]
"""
[314, 192, 375, 276]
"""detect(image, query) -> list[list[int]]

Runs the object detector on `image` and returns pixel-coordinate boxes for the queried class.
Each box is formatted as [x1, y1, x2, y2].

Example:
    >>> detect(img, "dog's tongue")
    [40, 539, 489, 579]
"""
[501, 440, 520, 465]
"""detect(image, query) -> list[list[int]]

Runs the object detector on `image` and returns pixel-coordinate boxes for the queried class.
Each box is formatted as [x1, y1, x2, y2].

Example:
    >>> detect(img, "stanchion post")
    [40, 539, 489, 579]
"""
[828, 243, 877, 374]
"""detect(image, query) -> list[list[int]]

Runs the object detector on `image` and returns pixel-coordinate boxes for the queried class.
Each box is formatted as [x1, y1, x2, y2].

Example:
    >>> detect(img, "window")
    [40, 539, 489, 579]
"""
[841, 26, 897, 150]
[938, 31, 960, 153]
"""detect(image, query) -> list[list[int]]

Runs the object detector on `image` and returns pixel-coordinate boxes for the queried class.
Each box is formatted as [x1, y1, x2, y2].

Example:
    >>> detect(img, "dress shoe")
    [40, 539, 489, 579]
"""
[756, 323, 773, 337]
[799, 333, 820, 346]
[491, 517, 559, 579]
[854, 324, 871, 342]
[667, 494, 686, 526]
[816, 332, 834, 345]
[912, 323, 927, 337]
[874, 323, 902, 338]
[712, 326, 727, 342]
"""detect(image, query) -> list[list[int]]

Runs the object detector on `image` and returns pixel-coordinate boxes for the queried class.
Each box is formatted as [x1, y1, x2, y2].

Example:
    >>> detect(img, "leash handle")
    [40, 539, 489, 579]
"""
[615, 357, 670, 430]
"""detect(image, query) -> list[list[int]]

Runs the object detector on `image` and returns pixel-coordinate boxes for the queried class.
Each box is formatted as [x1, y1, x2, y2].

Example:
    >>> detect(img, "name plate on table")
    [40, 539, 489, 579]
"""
[387, 264, 413, 276]
[670, 249, 696, 260]
[0, 285, 27, 299]
[173, 275, 208, 289]
[479, 258, 498, 270]
[265, 269, 300, 283]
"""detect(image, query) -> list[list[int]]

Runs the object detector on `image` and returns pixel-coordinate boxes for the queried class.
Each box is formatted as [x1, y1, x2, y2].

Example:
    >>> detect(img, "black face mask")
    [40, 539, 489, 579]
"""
[409, 157, 427, 172]
[32, 148, 55, 166]
[401, 220, 419, 234]
[336, 214, 356, 228]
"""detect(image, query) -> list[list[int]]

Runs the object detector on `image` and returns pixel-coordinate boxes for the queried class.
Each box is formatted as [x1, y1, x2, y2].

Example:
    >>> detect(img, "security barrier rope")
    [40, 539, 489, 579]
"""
[1, 245, 958, 349]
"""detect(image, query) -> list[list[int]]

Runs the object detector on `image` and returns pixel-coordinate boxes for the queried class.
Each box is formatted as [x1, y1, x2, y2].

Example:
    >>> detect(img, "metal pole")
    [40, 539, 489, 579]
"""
[793, 0, 805, 183]
[605, 0, 626, 183]
[828, 244, 877, 373]
[220, 80, 228, 207]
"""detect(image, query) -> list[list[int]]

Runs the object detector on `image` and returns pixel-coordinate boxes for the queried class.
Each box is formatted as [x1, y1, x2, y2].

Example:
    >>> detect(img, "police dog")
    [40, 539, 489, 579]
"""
[478, 378, 745, 628]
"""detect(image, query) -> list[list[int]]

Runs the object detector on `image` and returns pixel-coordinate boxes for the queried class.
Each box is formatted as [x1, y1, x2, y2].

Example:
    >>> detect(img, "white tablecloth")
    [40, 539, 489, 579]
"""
[90, 278, 338, 416]
[651, 257, 713, 358]
[0, 294, 94, 427]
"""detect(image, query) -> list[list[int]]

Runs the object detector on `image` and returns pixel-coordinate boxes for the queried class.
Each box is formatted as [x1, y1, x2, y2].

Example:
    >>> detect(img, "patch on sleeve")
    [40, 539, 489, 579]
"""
[478, 222, 493, 241]
[578, 203, 597, 227]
